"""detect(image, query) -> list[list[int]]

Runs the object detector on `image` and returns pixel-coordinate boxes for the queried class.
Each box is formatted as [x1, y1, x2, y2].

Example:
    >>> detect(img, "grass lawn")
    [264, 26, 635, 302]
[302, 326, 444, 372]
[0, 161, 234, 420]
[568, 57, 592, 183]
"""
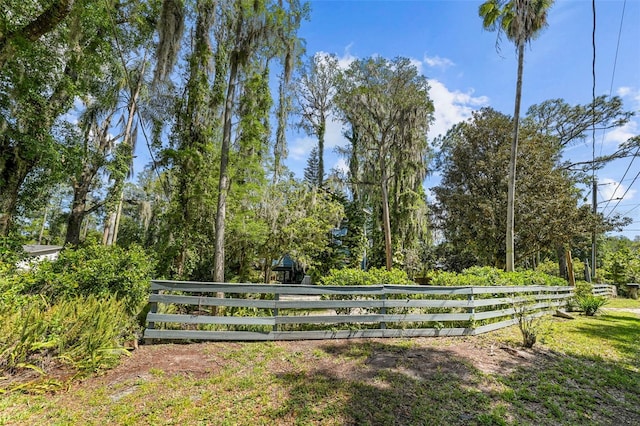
[605, 297, 640, 309]
[1, 310, 639, 425]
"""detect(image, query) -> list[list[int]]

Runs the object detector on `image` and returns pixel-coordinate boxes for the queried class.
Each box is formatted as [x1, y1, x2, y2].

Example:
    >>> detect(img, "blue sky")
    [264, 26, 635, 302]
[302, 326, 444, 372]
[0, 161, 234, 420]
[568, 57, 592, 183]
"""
[284, 0, 640, 237]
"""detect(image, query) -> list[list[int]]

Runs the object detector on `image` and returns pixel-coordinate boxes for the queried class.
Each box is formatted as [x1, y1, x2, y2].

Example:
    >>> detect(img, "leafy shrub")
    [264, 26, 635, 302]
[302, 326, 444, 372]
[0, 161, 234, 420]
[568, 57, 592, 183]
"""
[535, 260, 560, 277]
[577, 295, 607, 316]
[15, 244, 154, 314]
[317, 268, 412, 318]
[319, 267, 413, 286]
[425, 266, 567, 287]
[574, 281, 593, 298]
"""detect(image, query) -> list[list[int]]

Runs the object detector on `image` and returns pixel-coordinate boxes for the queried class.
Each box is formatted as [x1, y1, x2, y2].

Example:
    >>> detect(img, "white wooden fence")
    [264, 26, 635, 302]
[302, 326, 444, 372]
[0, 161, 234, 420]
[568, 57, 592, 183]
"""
[592, 283, 617, 297]
[143, 280, 576, 342]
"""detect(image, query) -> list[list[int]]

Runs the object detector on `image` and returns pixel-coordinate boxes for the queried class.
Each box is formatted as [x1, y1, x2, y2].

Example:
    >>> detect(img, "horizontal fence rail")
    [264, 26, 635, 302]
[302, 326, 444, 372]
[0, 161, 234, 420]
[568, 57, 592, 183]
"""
[144, 280, 577, 342]
[592, 283, 617, 297]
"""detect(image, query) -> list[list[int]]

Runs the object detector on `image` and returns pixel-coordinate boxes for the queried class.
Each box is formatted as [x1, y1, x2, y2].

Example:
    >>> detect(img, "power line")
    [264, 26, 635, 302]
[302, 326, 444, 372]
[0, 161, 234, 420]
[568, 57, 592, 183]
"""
[606, 168, 640, 218]
[607, 172, 640, 217]
[598, 0, 631, 215]
[590, 0, 597, 280]
[620, 203, 640, 217]
[598, 0, 627, 157]
[600, 145, 639, 215]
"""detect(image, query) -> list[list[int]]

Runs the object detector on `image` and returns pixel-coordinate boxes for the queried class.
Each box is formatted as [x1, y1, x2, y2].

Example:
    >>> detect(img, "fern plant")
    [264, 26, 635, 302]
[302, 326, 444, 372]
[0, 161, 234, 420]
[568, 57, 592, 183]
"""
[577, 295, 607, 316]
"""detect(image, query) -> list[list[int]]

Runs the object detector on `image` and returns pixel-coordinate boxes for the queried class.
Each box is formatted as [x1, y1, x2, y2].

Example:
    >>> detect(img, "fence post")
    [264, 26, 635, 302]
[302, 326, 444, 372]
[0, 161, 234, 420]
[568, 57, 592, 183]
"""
[467, 289, 475, 331]
[273, 292, 279, 332]
[145, 287, 159, 345]
[380, 292, 387, 330]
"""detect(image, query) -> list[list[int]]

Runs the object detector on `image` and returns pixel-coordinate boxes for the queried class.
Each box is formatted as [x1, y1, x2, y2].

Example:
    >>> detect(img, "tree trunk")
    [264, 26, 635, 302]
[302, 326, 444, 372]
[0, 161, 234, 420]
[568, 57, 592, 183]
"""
[506, 43, 525, 272]
[380, 161, 393, 271]
[557, 245, 568, 280]
[318, 116, 325, 186]
[103, 193, 123, 246]
[213, 56, 239, 283]
[112, 194, 123, 244]
[38, 206, 48, 244]
[0, 152, 31, 236]
[65, 179, 91, 245]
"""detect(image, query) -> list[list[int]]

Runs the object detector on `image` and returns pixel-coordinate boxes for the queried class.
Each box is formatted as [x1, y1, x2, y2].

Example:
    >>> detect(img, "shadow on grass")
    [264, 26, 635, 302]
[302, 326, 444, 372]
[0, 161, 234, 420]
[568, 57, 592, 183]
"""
[269, 343, 498, 425]
[268, 339, 640, 425]
[571, 313, 640, 367]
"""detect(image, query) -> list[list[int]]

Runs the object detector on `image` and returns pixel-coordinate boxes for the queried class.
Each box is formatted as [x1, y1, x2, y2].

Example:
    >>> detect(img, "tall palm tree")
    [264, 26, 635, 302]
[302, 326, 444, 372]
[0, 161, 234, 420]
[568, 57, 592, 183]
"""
[479, 0, 553, 271]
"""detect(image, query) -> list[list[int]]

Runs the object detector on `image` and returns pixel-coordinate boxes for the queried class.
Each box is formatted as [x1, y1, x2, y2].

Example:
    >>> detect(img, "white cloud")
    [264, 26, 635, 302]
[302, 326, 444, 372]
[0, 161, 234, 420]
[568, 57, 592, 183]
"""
[604, 120, 638, 145]
[332, 158, 349, 174]
[409, 58, 424, 75]
[289, 52, 488, 166]
[324, 114, 347, 149]
[617, 86, 632, 97]
[288, 135, 316, 161]
[427, 79, 490, 139]
[337, 44, 357, 69]
[424, 54, 455, 70]
[599, 177, 636, 203]
[616, 86, 640, 108]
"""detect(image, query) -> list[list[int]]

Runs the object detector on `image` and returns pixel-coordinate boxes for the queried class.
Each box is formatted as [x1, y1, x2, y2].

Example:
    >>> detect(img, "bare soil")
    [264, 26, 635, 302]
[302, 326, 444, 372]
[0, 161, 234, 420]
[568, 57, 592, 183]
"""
[72, 335, 540, 392]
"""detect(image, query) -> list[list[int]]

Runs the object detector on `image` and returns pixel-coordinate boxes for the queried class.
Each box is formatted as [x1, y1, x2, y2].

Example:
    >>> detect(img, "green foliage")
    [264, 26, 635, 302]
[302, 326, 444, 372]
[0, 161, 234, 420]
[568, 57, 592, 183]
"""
[252, 181, 344, 282]
[599, 238, 640, 297]
[574, 281, 593, 299]
[433, 108, 594, 270]
[426, 266, 566, 287]
[319, 267, 413, 286]
[534, 260, 560, 276]
[0, 295, 134, 377]
[334, 56, 433, 271]
[576, 295, 607, 316]
[14, 244, 154, 314]
[0, 235, 26, 274]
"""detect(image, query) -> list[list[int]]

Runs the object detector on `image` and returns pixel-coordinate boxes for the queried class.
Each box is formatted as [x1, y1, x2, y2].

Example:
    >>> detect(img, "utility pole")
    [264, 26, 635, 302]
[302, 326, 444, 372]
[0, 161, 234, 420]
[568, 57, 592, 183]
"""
[591, 179, 597, 281]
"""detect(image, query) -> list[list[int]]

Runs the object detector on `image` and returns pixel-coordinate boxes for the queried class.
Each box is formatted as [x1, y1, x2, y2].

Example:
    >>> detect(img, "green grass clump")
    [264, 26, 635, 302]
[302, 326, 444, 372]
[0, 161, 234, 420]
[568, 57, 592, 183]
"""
[576, 295, 607, 316]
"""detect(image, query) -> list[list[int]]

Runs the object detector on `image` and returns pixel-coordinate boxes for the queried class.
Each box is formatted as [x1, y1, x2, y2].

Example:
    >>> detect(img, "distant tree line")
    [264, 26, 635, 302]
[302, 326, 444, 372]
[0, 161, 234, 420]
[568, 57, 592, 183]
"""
[1, 0, 638, 282]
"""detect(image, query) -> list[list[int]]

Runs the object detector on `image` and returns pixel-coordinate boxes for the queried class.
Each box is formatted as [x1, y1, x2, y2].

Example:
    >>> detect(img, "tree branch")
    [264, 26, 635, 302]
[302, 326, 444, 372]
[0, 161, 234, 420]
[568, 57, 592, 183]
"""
[0, 0, 75, 67]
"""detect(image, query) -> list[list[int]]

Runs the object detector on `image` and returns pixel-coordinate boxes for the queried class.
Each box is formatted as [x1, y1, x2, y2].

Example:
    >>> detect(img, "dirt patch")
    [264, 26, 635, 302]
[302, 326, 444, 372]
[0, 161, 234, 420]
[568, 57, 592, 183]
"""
[2, 334, 553, 395]
[68, 336, 544, 392]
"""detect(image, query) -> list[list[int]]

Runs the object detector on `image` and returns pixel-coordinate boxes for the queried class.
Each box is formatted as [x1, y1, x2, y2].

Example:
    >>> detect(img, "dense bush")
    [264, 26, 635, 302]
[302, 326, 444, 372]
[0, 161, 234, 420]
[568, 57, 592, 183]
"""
[426, 266, 567, 287]
[1, 244, 154, 388]
[14, 244, 154, 314]
[319, 267, 413, 286]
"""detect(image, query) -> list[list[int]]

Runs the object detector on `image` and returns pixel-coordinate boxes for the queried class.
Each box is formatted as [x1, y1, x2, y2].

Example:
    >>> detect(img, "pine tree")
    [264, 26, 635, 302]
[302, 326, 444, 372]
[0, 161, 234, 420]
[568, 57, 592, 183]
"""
[303, 147, 320, 187]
